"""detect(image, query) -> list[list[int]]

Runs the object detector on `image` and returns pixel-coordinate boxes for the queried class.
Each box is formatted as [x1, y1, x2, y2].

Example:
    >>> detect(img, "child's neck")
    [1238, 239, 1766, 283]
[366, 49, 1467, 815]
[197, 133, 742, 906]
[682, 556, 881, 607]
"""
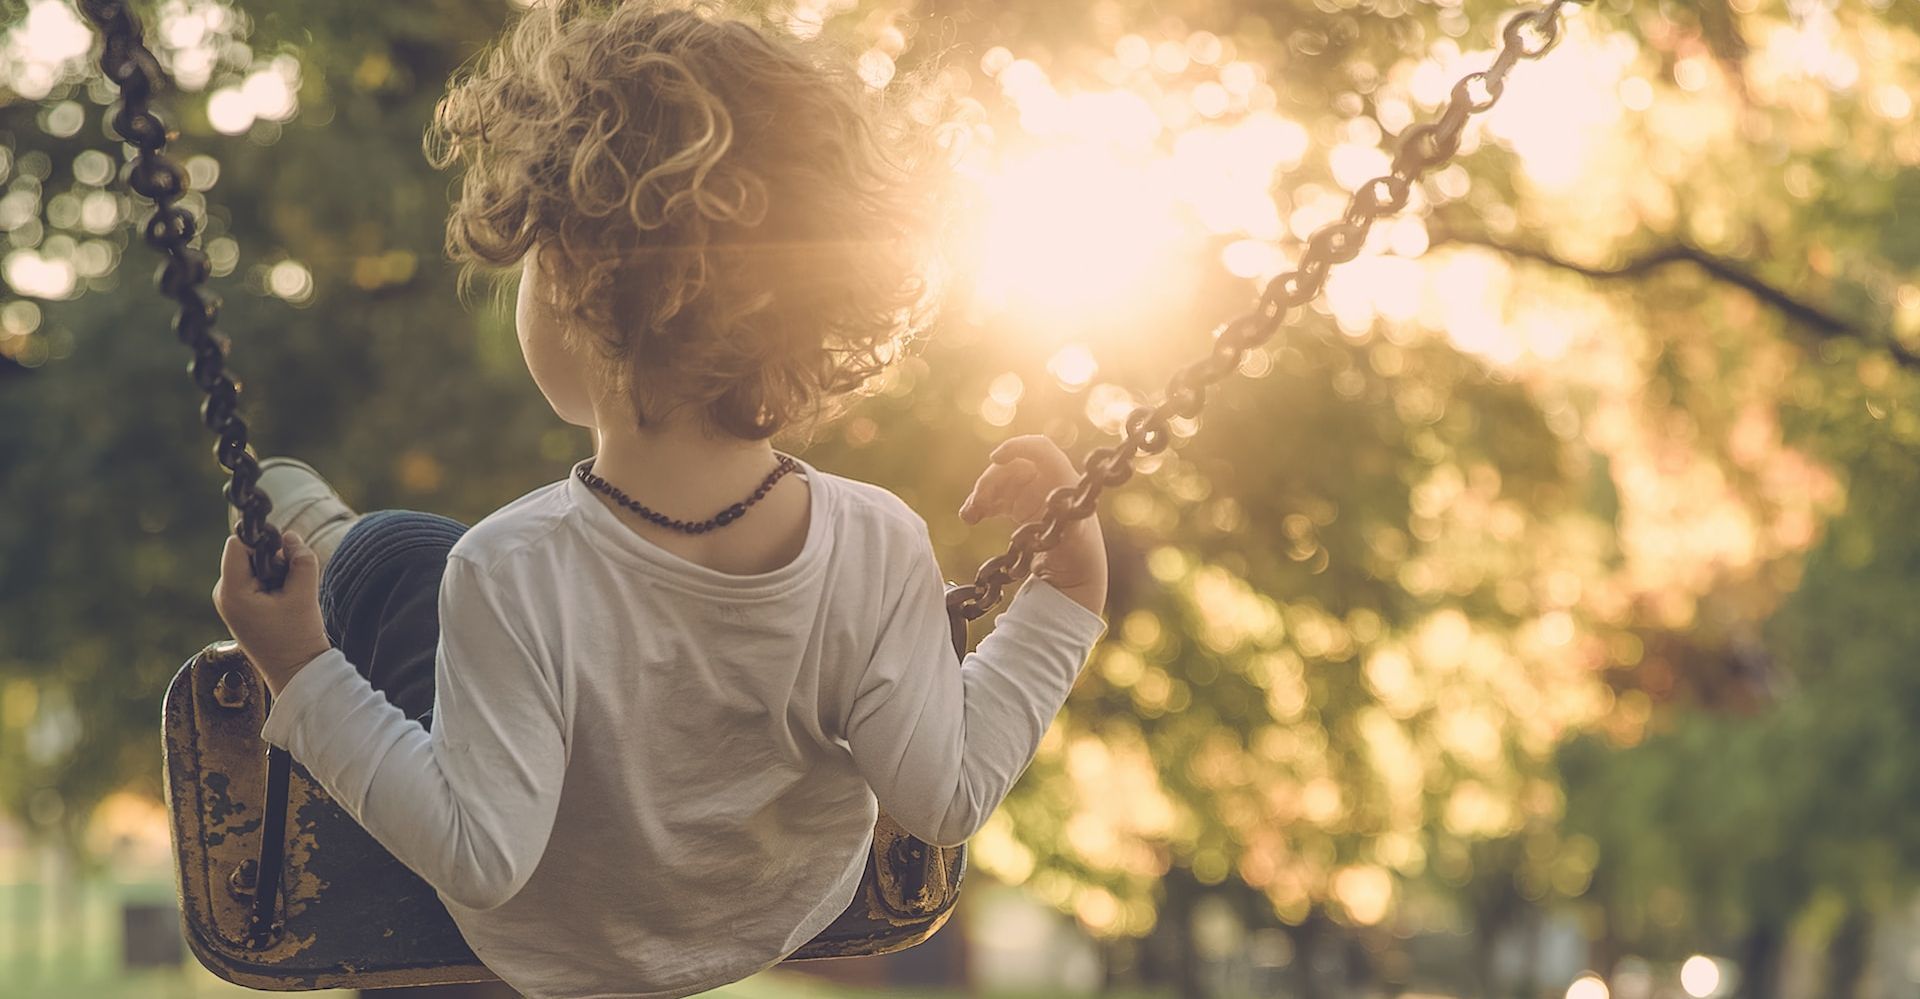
[589, 421, 785, 517]
[580, 419, 810, 578]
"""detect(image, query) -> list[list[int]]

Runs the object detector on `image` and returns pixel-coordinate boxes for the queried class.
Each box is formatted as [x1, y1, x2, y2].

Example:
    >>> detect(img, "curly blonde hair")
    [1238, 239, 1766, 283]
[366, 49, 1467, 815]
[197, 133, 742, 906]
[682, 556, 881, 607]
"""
[428, 0, 947, 439]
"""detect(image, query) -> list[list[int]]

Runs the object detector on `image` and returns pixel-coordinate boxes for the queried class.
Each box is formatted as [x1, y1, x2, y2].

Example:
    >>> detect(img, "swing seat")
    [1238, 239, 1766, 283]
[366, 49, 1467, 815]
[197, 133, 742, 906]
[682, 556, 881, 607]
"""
[164, 641, 966, 991]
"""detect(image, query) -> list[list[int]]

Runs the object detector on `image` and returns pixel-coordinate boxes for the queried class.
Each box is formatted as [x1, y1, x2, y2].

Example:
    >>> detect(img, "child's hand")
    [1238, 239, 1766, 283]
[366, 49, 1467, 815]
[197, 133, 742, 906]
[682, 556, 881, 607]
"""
[212, 531, 333, 697]
[959, 435, 1108, 616]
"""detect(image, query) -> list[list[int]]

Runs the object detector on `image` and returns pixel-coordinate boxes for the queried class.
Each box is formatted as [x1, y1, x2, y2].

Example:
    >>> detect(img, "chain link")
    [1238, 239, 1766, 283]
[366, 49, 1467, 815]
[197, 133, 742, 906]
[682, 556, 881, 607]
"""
[947, 0, 1583, 623]
[79, 0, 287, 588]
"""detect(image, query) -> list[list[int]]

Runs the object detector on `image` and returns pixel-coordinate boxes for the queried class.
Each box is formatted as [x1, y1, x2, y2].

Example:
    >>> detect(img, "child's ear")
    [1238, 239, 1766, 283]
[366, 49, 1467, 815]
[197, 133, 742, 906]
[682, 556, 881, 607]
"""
[521, 244, 544, 297]
[519, 246, 569, 316]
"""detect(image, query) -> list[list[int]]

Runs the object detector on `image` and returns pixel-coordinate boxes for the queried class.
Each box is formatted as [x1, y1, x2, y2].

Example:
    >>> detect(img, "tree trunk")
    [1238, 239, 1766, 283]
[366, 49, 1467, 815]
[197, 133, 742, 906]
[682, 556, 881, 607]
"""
[1516, 908, 1544, 999]
[1737, 922, 1785, 999]
[1471, 924, 1498, 999]
[1138, 866, 1207, 997]
[1587, 908, 1621, 986]
[1102, 934, 1141, 991]
[1294, 909, 1326, 999]
[1822, 906, 1872, 999]
[1167, 866, 1207, 999]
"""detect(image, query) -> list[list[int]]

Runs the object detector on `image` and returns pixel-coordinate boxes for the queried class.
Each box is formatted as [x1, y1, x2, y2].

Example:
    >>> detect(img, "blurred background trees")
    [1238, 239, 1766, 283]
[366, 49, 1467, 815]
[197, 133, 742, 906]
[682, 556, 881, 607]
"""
[2, 0, 1917, 995]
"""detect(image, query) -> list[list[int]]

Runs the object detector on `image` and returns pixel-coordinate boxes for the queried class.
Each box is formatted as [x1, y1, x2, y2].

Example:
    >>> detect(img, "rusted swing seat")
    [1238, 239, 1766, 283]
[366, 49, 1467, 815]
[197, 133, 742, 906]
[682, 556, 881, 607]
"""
[164, 639, 967, 990]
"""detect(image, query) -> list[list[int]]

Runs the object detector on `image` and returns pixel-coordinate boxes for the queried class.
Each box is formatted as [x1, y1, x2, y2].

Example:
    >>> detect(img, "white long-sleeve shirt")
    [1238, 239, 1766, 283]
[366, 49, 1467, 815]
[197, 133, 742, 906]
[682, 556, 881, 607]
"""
[260, 455, 1107, 999]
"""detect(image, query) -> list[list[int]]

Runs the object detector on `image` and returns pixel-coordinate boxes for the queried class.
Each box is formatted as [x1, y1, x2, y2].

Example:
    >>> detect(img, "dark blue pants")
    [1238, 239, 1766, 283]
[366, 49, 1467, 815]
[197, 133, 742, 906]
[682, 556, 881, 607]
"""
[318, 510, 468, 730]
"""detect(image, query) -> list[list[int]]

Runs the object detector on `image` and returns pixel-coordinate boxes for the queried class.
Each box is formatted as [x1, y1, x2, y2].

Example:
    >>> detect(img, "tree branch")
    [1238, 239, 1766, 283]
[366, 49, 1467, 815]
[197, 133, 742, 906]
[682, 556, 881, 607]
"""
[1427, 223, 1920, 371]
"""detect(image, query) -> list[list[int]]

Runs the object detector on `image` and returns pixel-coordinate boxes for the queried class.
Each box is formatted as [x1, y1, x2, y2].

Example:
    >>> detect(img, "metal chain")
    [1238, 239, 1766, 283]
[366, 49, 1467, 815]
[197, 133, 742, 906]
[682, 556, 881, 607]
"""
[948, 0, 1584, 623]
[78, 0, 287, 588]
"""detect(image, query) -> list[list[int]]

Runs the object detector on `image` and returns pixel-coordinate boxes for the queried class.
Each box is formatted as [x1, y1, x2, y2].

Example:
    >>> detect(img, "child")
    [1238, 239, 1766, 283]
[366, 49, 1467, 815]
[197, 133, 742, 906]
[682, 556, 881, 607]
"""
[210, 3, 1109, 998]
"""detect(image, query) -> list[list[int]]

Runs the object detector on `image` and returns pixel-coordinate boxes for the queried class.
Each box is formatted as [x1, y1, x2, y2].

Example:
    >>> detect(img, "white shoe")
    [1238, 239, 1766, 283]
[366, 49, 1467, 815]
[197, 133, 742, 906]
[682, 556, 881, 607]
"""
[228, 458, 362, 567]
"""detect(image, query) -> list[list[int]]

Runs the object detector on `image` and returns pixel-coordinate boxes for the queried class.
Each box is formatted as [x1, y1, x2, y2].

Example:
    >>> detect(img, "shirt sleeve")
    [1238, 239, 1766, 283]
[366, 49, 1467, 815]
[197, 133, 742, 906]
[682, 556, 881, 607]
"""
[843, 527, 1107, 848]
[259, 553, 568, 912]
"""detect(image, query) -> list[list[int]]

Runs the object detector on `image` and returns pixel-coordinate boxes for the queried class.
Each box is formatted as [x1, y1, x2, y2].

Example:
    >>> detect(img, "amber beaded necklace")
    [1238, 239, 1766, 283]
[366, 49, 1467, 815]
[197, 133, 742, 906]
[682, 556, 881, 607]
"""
[576, 454, 800, 534]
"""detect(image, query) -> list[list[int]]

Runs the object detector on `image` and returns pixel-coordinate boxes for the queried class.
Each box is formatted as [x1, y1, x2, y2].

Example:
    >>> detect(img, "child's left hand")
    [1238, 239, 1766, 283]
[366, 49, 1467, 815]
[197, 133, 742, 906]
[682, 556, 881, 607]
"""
[212, 531, 334, 698]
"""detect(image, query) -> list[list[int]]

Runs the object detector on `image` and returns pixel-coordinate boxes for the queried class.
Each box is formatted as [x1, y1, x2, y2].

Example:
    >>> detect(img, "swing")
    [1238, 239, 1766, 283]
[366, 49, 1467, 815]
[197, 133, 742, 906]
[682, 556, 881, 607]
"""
[76, 0, 1582, 989]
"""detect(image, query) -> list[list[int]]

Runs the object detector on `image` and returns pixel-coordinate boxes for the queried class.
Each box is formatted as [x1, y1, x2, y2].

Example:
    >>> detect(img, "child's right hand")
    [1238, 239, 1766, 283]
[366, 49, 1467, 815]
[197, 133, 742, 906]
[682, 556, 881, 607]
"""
[959, 435, 1108, 616]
